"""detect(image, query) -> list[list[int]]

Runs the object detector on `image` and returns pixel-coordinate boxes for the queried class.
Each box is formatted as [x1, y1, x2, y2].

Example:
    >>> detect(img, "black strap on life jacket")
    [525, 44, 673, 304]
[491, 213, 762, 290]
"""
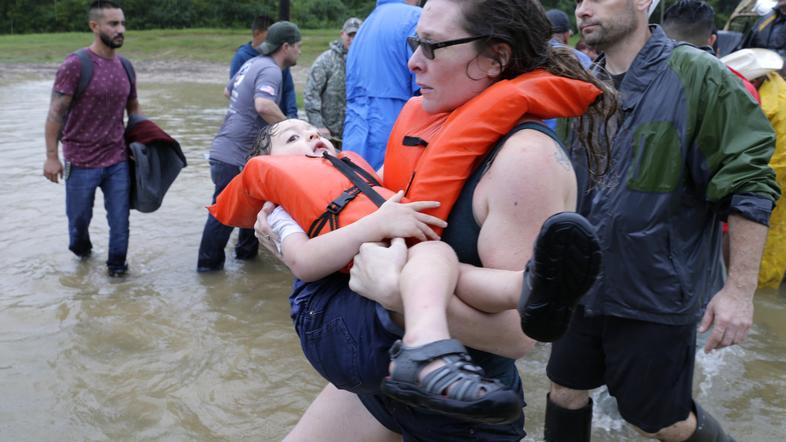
[306, 153, 387, 238]
[402, 136, 428, 147]
[323, 153, 386, 207]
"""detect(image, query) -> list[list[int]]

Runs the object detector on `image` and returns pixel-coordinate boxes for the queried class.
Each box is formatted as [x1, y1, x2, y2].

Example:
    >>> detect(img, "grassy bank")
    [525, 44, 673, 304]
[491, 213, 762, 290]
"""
[0, 28, 338, 67]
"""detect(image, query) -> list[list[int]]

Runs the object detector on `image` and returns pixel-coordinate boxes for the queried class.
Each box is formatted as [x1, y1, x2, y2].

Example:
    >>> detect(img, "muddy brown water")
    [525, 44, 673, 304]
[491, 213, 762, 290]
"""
[0, 65, 784, 441]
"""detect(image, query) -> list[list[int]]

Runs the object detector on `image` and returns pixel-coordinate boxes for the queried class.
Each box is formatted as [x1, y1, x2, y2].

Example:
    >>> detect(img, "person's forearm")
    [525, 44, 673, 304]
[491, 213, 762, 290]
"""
[45, 91, 71, 159]
[255, 98, 287, 125]
[726, 213, 768, 294]
[127, 98, 141, 117]
[282, 216, 385, 281]
[455, 263, 522, 313]
[45, 120, 62, 160]
[446, 299, 534, 359]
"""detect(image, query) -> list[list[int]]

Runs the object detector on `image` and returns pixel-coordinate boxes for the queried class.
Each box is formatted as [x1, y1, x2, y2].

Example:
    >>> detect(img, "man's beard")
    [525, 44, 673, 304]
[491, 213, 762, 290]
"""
[581, 6, 637, 51]
[100, 31, 124, 49]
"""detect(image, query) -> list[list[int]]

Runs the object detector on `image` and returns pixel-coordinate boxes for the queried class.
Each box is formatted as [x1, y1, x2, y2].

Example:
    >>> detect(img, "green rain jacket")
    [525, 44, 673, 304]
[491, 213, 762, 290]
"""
[568, 26, 780, 325]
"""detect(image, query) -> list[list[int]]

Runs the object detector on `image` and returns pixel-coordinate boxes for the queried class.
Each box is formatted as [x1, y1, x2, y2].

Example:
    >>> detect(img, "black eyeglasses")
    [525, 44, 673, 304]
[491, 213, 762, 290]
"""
[406, 35, 490, 60]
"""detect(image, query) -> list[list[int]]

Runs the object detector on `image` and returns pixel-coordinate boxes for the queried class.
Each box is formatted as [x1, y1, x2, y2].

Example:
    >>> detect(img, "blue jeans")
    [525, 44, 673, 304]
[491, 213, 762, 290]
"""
[290, 274, 527, 440]
[65, 161, 130, 271]
[197, 159, 258, 270]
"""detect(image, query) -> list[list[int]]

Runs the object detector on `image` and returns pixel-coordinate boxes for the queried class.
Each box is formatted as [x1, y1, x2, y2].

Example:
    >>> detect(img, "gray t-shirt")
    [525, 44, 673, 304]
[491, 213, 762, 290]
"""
[210, 56, 283, 166]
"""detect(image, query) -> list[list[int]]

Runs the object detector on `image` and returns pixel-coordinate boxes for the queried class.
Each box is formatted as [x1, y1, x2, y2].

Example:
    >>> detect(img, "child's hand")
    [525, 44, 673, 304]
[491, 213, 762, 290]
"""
[369, 191, 447, 241]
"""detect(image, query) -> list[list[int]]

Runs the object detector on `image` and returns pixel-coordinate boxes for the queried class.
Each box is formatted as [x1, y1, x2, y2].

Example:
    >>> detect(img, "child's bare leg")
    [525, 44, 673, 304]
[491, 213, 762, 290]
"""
[399, 240, 458, 346]
[383, 241, 520, 424]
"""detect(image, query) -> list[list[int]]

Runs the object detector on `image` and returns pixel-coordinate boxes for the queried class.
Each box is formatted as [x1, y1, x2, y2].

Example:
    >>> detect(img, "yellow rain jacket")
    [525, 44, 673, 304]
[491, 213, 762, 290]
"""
[758, 72, 786, 288]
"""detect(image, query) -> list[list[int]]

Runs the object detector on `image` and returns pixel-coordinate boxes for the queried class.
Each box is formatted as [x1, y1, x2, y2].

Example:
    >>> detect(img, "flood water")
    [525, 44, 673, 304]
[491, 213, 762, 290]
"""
[1, 69, 785, 441]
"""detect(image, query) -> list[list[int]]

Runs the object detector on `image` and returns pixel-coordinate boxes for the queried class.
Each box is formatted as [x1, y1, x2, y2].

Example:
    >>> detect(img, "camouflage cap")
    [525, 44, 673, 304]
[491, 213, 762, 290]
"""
[342, 17, 362, 34]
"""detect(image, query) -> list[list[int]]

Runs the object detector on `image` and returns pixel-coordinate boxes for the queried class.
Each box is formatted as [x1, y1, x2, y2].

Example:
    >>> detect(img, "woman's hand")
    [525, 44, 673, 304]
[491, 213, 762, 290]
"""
[254, 202, 281, 256]
[365, 191, 446, 242]
[349, 238, 408, 313]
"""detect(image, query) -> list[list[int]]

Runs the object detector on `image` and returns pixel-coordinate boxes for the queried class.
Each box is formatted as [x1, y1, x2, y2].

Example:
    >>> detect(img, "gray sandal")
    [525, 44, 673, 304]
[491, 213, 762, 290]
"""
[380, 339, 521, 424]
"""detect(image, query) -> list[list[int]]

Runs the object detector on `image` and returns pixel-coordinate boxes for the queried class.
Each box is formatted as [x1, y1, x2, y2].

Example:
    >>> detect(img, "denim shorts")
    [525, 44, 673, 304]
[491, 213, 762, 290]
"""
[290, 274, 527, 440]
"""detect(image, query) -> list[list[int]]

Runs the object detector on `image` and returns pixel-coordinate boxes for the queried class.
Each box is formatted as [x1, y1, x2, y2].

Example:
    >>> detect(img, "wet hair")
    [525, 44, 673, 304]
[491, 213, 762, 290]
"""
[663, 0, 716, 47]
[252, 15, 274, 33]
[88, 1, 121, 22]
[453, 0, 618, 177]
[250, 123, 283, 158]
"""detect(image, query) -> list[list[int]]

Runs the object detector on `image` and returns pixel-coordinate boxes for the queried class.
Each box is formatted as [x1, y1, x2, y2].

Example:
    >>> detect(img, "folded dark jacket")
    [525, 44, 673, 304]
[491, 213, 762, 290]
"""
[125, 116, 187, 213]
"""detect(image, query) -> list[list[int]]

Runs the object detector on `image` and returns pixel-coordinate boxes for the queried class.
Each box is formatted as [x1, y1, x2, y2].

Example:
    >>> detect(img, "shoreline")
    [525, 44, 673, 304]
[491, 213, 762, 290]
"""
[0, 60, 309, 87]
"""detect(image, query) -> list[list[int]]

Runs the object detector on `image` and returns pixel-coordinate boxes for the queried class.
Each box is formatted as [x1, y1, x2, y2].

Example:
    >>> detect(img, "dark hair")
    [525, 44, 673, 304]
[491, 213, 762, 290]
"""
[663, 0, 716, 47]
[252, 15, 274, 33]
[88, 0, 121, 21]
[250, 122, 286, 158]
[455, 0, 617, 177]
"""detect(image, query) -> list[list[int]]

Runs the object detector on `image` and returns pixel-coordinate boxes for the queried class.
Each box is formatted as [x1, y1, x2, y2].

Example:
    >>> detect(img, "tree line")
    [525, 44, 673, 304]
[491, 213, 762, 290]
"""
[0, 0, 377, 34]
[0, 0, 749, 35]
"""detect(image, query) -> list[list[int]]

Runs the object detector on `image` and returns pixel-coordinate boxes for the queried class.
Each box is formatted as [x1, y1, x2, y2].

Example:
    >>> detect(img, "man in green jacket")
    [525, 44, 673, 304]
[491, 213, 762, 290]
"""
[542, 0, 780, 441]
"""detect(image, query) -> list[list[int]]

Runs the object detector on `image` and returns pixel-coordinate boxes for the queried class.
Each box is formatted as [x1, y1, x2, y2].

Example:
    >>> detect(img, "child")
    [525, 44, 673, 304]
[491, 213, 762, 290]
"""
[211, 118, 601, 424]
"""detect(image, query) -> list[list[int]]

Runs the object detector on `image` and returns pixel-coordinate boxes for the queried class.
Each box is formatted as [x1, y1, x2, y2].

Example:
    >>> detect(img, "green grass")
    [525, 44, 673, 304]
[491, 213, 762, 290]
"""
[0, 28, 339, 67]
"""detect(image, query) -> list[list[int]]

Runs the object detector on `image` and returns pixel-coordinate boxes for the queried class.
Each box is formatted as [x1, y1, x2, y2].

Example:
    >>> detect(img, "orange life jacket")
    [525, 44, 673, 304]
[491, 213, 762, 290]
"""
[209, 69, 602, 239]
[208, 151, 396, 237]
[382, 69, 602, 226]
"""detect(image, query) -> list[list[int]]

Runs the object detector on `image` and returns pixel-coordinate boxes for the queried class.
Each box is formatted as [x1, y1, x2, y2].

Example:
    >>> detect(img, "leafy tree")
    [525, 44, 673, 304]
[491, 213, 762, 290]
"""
[0, 0, 751, 35]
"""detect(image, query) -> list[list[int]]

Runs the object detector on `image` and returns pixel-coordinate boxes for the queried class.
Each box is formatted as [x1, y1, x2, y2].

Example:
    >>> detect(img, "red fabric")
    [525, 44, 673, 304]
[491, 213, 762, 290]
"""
[728, 66, 762, 104]
[125, 119, 177, 146]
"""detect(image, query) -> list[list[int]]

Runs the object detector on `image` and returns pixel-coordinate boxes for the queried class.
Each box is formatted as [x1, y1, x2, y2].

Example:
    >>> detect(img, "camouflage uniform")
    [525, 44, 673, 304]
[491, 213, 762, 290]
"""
[304, 40, 347, 139]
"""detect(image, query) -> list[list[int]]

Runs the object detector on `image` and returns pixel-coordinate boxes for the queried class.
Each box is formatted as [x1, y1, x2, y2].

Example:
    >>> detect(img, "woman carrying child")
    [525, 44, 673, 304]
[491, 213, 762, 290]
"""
[251, 0, 615, 439]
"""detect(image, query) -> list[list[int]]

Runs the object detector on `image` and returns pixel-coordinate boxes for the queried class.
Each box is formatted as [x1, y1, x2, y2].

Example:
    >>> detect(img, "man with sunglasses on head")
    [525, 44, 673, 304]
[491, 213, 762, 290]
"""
[342, 0, 422, 170]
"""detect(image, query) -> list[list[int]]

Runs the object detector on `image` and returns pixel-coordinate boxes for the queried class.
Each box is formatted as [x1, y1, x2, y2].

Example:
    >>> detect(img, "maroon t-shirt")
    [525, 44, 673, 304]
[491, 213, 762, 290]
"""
[53, 48, 136, 167]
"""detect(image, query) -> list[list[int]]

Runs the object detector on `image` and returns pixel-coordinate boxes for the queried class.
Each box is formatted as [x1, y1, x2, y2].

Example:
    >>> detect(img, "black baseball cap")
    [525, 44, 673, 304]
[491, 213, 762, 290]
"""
[546, 9, 571, 34]
[260, 21, 302, 55]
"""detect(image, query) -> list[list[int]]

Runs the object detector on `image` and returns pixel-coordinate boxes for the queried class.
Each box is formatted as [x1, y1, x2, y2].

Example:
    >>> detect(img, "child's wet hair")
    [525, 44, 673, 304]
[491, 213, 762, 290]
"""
[250, 122, 284, 157]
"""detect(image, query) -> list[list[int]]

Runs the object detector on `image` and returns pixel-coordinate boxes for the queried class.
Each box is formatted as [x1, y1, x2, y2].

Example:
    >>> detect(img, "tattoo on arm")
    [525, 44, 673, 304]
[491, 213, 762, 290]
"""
[46, 91, 72, 125]
[553, 145, 573, 172]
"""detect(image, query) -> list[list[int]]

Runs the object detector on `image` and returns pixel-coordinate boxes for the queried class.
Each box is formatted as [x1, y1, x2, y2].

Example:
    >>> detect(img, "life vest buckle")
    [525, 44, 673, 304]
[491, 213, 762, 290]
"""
[326, 187, 361, 215]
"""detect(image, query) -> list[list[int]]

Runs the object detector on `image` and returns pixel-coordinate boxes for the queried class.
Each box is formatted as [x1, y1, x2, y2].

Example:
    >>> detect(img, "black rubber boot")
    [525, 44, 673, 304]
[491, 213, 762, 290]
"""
[518, 212, 601, 342]
[684, 402, 736, 442]
[544, 393, 592, 442]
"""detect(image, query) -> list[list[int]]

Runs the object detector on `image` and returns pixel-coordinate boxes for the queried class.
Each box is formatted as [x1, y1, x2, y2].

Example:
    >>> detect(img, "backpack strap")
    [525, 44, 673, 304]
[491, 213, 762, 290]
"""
[119, 55, 136, 89]
[74, 48, 93, 100]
